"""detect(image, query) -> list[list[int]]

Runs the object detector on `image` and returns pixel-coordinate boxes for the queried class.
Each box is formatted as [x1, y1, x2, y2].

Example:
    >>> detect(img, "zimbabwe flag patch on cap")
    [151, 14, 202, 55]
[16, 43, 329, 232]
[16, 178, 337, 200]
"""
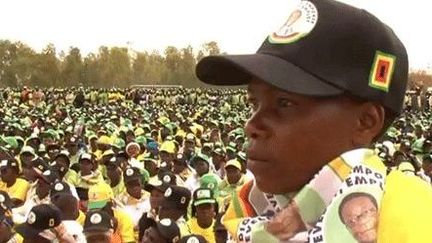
[368, 51, 396, 92]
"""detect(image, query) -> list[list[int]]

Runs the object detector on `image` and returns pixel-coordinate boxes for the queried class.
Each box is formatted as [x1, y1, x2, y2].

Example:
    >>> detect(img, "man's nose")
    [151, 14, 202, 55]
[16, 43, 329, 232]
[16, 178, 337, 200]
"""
[245, 108, 270, 140]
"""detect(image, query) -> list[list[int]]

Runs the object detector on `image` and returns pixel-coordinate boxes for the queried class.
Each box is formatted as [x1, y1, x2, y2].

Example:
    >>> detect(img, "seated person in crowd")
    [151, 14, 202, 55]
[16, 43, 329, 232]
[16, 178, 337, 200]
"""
[187, 187, 218, 243]
[0, 158, 29, 207]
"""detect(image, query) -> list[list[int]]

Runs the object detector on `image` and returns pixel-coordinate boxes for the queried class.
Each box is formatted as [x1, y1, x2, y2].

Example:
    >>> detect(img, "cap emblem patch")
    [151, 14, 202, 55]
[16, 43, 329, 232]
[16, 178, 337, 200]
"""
[90, 213, 102, 224]
[165, 187, 172, 197]
[369, 50, 396, 92]
[269, 0, 318, 44]
[28, 212, 36, 224]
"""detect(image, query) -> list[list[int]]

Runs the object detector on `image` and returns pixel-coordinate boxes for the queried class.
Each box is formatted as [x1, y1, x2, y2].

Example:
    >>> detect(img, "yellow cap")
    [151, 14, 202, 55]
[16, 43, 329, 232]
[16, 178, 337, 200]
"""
[134, 127, 145, 137]
[88, 182, 114, 210]
[97, 135, 112, 145]
[102, 149, 115, 157]
[225, 159, 242, 170]
[160, 141, 176, 154]
[397, 162, 415, 173]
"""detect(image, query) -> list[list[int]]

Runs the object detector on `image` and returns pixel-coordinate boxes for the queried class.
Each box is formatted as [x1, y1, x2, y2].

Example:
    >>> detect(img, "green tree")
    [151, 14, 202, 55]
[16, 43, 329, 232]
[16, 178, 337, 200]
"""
[109, 47, 131, 87]
[82, 53, 100, 87]
[61, 47, 83, 86]
[30, 43, 60, 87]
[0, 41, 36, 87]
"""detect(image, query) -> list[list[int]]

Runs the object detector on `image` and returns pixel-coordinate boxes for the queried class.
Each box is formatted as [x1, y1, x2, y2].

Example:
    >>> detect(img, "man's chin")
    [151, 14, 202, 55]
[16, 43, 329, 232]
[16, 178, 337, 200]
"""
[355, 229, 377, 243]
[255, 177, 292, 194]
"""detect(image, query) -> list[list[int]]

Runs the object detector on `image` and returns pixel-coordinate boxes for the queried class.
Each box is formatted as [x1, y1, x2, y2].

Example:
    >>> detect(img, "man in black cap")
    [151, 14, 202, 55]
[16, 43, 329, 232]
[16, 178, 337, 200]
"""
[196, 0, 432, 241]
[141, 218, 181, 243]
[83, 210, 115, 243]
[13, 169, 59, 224]
[15, 204, 63, 243]
[118, 166, 150, 236]
[158, 185, 191, 238]
[138, 175, 176, 242]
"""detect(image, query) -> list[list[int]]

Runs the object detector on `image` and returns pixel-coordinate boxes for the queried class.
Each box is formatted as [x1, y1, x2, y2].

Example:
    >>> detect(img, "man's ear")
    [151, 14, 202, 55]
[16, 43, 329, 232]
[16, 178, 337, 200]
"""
[352, 103, 385, 146]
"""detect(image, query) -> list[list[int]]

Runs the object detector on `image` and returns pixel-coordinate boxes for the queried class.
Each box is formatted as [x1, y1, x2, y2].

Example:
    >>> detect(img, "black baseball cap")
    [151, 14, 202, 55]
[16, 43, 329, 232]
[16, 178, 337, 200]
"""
[50, 181, 72, 198]
[31, 157, 50, 175]
[15, 204, 61, 238]
[83, 210, 115, 233]
[157, 170, 177, 185]
[123, 166, 142, 184]
[196, 0, 408, 115]
[160, 186, 191, 211]
[156, 218, 181, 243]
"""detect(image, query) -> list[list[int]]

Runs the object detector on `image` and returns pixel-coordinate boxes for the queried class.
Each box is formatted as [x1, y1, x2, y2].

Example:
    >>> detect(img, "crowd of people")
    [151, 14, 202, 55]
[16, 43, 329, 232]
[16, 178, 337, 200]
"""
[0, 86, 251, 243]
[0, 85, 430, 243]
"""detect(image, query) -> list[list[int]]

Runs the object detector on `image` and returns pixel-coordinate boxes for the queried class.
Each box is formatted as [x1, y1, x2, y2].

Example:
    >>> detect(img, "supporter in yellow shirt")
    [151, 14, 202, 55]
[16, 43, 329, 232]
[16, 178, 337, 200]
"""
[218, 159, 247, 210]
[75, 153, 103, 189]
[88, 182, 135, 243]
[0, 158, 29, 207]
[106, 157, 126, 196]
[187, 187, 217, 243]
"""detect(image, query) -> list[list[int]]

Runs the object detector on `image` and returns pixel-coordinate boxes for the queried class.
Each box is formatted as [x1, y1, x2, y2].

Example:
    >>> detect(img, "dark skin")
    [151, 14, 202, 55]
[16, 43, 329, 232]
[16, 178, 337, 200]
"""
[246, 79, 385, 193]
[26, 139, 40, 150]
[107, 165, 121, 187]
[85, 232, 112, 243]
[422, 159, 432, 176]
[66, 143, 79, 155]
[54, 156, 70, 180]
[89, 138, 98, 152]
[172, 161, 186, 175]
[158, 206, 183, 222]
[19, 153, 34, 169]
[212, 153, 226, 171]
[194, 160, 209, 177]
[145, 161, 158, 177]
[0, 221, 14, 243]
[0, 167, 17, 187]
[80, 159, 93, 176]
[226, 166, 242, 185]
[201, 147, 212, 157]
[23, 235, 51, 243]
[36, 179, 51, 199]
[142, 227, 166, 243]
[159, 151, 173, 163]
[126, 179, 143, 199]
[23, 163, 38, 182]
[195, 203, 216, 229]
[149, 189, 164, 213]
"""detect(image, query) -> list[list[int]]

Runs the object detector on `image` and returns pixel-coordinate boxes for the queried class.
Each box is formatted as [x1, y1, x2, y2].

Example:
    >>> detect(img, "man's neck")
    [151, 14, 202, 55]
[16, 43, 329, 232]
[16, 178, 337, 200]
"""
[110, 178, 120, 187]
[6, 178, 17, 188]
[197, 218, 213, 229]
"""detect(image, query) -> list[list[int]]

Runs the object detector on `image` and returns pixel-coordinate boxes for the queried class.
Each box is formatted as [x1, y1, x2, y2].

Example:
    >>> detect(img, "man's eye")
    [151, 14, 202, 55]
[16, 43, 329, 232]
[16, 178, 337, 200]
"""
[277, 98, 294, 108]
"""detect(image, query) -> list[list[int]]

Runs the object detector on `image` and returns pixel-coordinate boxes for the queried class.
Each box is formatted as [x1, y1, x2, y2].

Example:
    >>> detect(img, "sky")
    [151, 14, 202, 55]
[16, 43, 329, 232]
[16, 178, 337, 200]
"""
[0, 0, 431, 69]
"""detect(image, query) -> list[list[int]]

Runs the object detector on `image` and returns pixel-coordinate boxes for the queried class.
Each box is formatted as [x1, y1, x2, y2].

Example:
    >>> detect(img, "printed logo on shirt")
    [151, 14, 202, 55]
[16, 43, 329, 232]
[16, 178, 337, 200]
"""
[308, 164, 385, 243]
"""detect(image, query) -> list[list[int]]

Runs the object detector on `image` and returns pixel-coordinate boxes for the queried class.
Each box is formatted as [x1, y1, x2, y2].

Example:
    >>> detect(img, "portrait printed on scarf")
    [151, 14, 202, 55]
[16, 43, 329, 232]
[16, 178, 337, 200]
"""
[309, 185, 382, 243]
[338, 192, 379, 243]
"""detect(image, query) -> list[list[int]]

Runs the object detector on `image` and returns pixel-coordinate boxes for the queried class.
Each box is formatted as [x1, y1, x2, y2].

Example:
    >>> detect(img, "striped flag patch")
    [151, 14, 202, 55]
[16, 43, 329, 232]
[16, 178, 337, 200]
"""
[368, 51, 396, 92]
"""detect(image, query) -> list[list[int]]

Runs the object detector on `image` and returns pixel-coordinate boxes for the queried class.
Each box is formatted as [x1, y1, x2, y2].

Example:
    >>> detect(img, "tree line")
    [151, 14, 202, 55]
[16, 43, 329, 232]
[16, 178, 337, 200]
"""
[0, 40, 222, 88]
[0, 39, 430, 88]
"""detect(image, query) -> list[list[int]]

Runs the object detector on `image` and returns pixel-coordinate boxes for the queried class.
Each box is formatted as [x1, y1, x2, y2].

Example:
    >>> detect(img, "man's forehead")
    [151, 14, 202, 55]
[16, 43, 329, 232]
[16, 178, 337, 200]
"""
[345, 195, 374, 207]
